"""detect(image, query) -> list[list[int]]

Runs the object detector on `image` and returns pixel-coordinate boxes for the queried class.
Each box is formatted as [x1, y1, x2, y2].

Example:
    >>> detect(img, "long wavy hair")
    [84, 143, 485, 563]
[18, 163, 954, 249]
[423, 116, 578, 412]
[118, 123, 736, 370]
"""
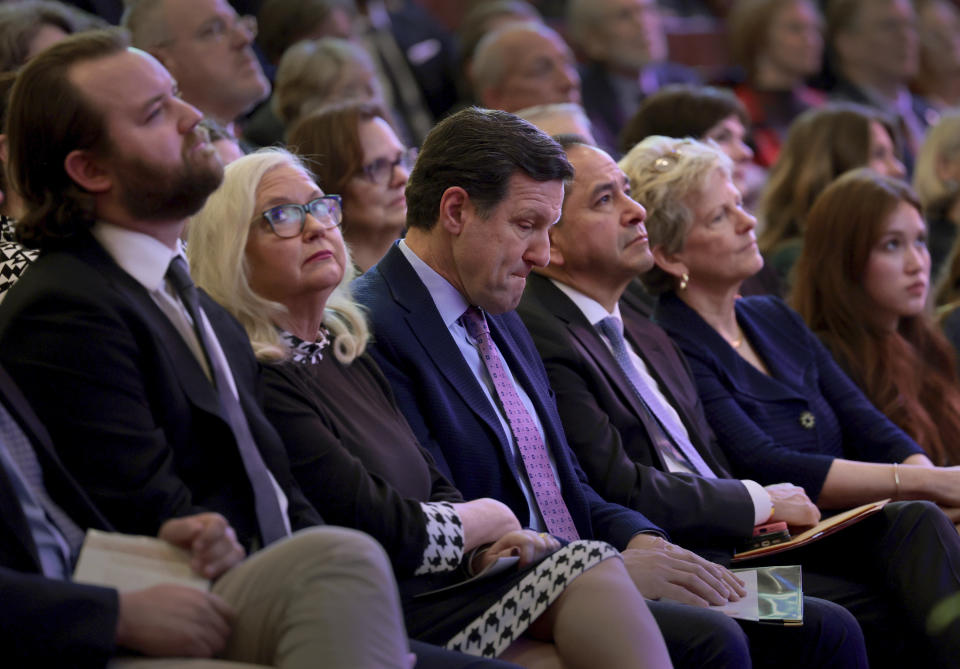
[187, 148, 369, 364]
[792, 168, 960, 464]
[757, 103, 893, 256]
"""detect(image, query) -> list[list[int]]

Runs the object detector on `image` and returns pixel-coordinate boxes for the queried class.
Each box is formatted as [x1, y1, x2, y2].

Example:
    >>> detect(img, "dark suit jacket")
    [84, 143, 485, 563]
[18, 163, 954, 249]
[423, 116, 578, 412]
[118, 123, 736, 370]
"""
[655, 293, 923, 500]
[580, 60, 701, 157]
[0, 233, 322, 550]
[516, 275, 754, 555]
[352, 244, 660, 550]
[0, 364, 121, 667]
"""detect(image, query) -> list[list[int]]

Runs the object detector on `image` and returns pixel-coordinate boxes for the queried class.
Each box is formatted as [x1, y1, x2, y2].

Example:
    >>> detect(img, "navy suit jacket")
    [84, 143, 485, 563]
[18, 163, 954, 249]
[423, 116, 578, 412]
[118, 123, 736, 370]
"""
[352, 244, 661, 550]
[0, 233, 322, 550]
[655, 293, 923, 500]
[0, 363, 121, 667]
[517, 275, 754, 555]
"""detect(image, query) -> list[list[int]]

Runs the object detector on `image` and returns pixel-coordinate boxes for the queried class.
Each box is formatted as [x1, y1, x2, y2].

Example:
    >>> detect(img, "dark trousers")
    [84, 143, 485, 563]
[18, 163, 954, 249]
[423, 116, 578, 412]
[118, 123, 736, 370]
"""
[649, 595, 866, 669]
[756, 500, 960, 669]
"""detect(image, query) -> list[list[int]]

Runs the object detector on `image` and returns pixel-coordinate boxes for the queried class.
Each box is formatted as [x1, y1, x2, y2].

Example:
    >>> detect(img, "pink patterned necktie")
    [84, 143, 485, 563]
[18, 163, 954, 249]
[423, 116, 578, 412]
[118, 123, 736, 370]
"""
[462, 307, 579, 541]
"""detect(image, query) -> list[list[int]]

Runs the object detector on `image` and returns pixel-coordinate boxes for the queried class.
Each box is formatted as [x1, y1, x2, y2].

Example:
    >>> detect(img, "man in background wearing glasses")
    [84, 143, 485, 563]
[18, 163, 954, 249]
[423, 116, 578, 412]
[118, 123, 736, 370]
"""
[123, 0, 269, 138]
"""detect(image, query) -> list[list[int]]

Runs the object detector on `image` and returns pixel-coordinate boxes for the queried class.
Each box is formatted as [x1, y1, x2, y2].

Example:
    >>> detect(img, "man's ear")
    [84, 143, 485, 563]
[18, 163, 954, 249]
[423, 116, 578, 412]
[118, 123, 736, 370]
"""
[438, 186, 470, 235]
[547, 224, 566, 267]
[651, 243, 687, 281]
[64, 149, 112, 194]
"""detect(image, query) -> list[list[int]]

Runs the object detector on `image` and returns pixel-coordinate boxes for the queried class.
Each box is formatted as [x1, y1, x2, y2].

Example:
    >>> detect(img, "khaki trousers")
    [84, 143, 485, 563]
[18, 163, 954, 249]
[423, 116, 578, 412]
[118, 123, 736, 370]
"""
[110, 526, 410, 669]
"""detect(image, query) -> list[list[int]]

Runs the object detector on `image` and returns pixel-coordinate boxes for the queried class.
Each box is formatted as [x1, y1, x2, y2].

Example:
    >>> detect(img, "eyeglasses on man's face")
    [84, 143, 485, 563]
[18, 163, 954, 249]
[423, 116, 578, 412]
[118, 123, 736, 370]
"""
[359, 147, 418, 185]
[258, 195, 343, 238]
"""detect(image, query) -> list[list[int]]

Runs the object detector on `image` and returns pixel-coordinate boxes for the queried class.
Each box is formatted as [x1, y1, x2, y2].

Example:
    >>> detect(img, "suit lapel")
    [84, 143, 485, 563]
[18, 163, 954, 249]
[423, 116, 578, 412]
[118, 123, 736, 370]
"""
[77, 239, 228, 420]
[378, 247, 519, 466]
[658, 293, 810, 404]
[527, 276, 670, 470]
[0, 365, 112, 572]
[621, 312, 733, 477]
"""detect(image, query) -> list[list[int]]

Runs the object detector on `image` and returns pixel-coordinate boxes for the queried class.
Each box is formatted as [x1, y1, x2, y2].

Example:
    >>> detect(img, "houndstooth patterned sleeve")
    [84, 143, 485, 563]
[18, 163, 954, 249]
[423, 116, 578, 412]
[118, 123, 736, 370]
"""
[414, 501, 465, 575]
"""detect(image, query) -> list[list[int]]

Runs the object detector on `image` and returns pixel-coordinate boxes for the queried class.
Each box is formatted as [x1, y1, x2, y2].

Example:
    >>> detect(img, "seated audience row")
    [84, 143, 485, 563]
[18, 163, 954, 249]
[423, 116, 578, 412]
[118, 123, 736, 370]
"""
[187, 147, 668, 669]
[0, 28, 476, 669]
[618, 136, 960, 667]
[5, 0, 960, 665]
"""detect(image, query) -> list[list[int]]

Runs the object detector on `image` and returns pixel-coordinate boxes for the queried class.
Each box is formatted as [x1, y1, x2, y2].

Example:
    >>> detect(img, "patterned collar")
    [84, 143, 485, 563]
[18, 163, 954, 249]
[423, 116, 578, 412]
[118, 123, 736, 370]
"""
[281, 327, 330, 365]
[1, 215, 16, 243]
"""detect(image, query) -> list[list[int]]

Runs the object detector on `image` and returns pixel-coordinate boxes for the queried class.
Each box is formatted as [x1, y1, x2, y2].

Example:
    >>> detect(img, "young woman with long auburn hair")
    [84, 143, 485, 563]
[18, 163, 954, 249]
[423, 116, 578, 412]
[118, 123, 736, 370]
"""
[792, 168, 960, 465]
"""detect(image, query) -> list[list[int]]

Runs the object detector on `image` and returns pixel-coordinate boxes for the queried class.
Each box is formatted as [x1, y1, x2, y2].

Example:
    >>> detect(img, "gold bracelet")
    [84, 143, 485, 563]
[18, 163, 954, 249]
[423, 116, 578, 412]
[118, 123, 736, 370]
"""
[893, 463, 901, 500]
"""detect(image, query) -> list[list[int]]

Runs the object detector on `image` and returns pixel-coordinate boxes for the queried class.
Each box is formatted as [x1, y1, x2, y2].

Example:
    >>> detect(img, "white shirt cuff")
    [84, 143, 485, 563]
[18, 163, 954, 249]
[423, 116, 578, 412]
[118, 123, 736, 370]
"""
[741, 479, 773, 525]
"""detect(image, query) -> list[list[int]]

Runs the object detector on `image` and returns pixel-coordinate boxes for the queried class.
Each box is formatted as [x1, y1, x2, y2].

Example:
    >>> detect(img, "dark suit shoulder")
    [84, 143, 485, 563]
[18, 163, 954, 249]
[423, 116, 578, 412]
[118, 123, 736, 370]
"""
[0, 568, 118, 668]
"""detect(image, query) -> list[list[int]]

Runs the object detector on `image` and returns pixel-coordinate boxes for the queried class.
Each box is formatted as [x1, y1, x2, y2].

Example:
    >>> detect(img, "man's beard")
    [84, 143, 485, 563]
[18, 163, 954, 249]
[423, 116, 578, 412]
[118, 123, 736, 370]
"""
[113, 133, 224, 222]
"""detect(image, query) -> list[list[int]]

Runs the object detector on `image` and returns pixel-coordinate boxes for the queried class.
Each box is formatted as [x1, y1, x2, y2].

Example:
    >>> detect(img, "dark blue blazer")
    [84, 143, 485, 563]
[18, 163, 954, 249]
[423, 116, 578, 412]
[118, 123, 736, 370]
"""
[352, 244, 661, 550]
[655, 293, 922, 500]
[0, 363, 120, 667]
[580, 59, 701, 157]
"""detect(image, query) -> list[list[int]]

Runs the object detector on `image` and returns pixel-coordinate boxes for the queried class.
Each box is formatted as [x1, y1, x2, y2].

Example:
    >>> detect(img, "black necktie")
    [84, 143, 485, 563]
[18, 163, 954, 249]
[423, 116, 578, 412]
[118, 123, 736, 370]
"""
[166, 257, 288, 546]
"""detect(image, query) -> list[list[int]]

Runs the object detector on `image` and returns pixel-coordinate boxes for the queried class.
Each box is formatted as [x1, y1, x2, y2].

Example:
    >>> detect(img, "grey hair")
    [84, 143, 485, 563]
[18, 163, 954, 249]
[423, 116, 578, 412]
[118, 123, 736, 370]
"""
[187, 147, 369, 363]
[121, 0, 171, 49]
[618, 136, 732, 294]
[515, 102, 591, 128]
[272, 37, 380, 128]
[565, 0, 606, 49]
[471, 20, 557, 94]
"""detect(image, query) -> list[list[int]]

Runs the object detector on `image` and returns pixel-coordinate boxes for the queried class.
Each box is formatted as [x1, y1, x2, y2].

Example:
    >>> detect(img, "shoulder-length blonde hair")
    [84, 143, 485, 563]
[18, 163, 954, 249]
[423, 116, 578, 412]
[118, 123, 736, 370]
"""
[914, 110, 960, 216]
[187, 148, 369, 364]
[792, 168, 960, 465]
[619, 136, 732, 295]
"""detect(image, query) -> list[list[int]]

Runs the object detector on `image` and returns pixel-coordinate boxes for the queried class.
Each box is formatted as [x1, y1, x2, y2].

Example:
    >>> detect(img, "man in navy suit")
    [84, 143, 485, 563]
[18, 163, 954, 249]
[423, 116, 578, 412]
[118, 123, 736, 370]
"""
[353, 107, 866, 669]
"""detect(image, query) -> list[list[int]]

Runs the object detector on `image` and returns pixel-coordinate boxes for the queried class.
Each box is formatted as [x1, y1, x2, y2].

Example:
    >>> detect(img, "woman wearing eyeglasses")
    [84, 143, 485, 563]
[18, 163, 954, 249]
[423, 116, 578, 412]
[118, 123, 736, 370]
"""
[288, 100, 416, 273]
[187, 147, 671, 669]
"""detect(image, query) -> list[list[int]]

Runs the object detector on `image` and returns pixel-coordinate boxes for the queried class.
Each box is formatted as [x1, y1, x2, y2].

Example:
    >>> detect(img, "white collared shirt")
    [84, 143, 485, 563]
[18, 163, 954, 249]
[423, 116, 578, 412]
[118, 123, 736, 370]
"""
[91, 222, 290, 534]
[399, 240, 560, 531]
[551, 279, 772, 525]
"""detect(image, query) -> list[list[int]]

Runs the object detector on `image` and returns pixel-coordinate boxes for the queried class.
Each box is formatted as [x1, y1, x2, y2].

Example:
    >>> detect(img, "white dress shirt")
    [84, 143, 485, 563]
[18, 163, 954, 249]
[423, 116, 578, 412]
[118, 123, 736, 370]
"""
[552, 280, 772, 525]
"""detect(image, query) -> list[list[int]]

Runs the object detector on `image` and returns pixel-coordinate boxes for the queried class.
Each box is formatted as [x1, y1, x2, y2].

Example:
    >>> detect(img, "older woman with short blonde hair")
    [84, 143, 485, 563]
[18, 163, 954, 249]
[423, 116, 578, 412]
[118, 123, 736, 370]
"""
[620, 136, 960, 509]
